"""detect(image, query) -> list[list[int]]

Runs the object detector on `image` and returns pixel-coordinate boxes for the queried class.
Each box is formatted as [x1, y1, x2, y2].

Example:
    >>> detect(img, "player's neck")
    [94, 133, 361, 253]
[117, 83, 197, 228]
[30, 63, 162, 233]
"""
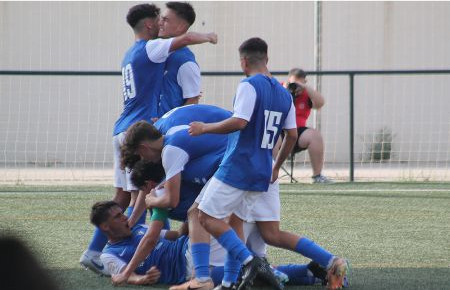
[134, 32, 155, 42]
[247, 66, 271, 78]
[148, 136, 164, 155]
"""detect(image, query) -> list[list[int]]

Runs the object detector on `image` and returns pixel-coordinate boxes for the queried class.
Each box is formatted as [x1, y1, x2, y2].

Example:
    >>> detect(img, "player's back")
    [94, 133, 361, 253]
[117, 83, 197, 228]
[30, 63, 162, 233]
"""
[155, 104, 232, 135]
[215, 74, 293, 192]
[163, 129, 227, 183]
[113, 40, 165, 136]
[158, 47, 197, 116]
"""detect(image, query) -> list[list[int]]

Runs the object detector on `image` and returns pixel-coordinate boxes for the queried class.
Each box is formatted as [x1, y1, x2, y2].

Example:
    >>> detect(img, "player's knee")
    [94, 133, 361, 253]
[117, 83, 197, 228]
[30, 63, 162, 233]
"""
[197, 211, 211, 229]
[260, 229, 282, 247]
[187, 203, 199, 218]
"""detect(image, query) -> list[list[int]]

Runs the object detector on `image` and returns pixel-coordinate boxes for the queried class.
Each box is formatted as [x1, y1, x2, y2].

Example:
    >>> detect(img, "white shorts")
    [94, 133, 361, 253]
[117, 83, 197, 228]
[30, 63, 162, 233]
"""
[113, 132, 137, 192]
[235, 181, 281, 222]
[243, 222, 267, 258]
[197, 177, 262, 220]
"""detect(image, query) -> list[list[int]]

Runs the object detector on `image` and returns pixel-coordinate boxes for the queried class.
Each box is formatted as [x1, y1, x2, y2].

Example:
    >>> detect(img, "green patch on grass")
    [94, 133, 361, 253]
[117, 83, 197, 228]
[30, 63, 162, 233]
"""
[1, 183, 449, 289]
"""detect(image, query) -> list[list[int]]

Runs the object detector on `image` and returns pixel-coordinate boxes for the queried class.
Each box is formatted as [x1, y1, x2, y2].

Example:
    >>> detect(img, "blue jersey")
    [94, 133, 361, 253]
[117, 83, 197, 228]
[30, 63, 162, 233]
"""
[164, 130, 227, 184]
[215, 74, 293, 191]
[155, 104, 232, 135]
[168, 181, 203, 221]
[113, 40, 164, 136]
[103, 225, 188, 285]
[158, 48, 198, 116]
[155, 105, 231, 185]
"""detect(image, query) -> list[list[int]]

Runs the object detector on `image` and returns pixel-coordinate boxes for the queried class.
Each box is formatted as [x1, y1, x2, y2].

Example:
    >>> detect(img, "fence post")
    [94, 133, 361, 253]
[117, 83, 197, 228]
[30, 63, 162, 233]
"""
[349, 73, 355, 182]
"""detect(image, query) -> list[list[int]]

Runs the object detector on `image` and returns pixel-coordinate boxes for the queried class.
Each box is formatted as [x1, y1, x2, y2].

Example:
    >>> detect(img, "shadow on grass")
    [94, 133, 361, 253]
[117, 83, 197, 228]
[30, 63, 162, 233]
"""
[50, 267, 450, 290]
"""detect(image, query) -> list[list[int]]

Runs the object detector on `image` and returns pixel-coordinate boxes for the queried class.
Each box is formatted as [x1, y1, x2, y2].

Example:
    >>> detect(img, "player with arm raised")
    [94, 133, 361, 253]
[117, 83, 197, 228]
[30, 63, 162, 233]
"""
[80, 3, 217, 275]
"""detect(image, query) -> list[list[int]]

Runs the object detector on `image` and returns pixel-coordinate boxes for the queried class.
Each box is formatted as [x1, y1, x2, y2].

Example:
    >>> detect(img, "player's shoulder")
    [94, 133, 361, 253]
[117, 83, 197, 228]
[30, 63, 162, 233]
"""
[169, 46, 195, 61]
[165, 129, 191, 146]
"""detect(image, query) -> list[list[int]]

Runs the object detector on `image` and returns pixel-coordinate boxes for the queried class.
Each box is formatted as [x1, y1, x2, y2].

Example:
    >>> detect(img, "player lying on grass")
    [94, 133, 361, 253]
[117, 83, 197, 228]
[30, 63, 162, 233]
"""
[91, 200, 333, 287]
[118, 104, 349, 289]
[113, 159, 349, 290]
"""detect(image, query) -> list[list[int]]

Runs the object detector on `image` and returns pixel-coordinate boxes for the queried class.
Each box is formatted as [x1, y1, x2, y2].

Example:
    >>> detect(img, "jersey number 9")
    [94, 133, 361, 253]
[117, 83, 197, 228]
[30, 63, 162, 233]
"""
[122, 64, 136, 101]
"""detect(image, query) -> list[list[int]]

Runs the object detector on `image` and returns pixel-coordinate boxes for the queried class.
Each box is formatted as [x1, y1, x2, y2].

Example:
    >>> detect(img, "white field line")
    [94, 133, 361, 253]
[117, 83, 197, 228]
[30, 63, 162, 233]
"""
[281, 188, 450, 193]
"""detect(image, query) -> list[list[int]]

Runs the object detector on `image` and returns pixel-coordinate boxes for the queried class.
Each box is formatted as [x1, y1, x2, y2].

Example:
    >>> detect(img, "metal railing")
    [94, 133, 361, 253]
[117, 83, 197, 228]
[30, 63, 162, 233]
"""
[1, 69, 449, 182]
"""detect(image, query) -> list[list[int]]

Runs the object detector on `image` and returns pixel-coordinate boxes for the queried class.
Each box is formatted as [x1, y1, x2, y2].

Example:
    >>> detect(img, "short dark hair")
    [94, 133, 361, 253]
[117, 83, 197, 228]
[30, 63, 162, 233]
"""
[90, 201, 120, 227]
[126, 3, 160, 28]
[166, 2, 196, 26]
[131, 160, 166, 189]
[121, 121, 162, 170]
[239, 37, 268, 65]
[289, 68, 307, 79]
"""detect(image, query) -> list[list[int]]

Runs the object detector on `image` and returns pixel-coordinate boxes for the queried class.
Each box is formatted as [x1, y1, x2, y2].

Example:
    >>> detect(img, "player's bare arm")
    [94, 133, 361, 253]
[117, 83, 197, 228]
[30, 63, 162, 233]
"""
[170, 32, 217, 52]
[272, 128, 298, 183]
[111, 222, 165, 285]
[145, 173, 181, 209]
[189, 117, 248, 136]
[303, 85, 325, 109]
[124, 266, 161, 286]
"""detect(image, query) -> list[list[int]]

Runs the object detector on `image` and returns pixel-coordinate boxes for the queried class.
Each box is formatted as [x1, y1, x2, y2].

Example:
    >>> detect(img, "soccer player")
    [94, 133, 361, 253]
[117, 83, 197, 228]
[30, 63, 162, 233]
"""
[187, 37, 298, 290]
[157, 2, 203, 116]
[284, 68, 332, 183]
[80, 3, 218, 275]
[112, 105, 232, 286]
[92, 200, 329, 287]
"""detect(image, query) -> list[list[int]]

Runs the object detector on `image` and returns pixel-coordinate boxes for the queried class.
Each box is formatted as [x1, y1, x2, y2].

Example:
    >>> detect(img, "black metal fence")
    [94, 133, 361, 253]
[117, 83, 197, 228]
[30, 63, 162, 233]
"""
[1, 69, 449, 182]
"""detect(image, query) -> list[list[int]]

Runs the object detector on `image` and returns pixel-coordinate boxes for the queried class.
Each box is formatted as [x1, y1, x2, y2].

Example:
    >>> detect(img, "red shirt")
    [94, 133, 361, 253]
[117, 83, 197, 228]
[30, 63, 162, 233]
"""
[294, 89, 312, 127]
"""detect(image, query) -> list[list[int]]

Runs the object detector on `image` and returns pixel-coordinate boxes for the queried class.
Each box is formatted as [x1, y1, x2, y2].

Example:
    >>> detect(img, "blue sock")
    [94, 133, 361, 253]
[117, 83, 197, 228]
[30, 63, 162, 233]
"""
[191, 243, 210, 280]
[87, 227, 108, 252]
[126, 206, 147, 225]
[295, 237, 334, 269]
[217, 230, 252, 264]
[210, 266, 224, 286]
[276, 264, 316, 285]
[222, 253, 241, 286]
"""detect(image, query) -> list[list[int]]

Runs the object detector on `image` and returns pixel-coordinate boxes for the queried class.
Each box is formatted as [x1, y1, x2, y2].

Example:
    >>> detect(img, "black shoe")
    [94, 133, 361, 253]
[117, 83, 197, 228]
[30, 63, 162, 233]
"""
[237, 257, 283, 290]
[256, 258, 284, 290]
[213, 284, 236, 290]
[307, 261, 328, 284]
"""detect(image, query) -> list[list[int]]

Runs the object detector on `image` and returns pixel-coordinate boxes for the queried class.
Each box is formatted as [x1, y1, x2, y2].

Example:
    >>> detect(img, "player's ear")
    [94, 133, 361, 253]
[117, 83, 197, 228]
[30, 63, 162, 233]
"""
[99, 223, 109, 232]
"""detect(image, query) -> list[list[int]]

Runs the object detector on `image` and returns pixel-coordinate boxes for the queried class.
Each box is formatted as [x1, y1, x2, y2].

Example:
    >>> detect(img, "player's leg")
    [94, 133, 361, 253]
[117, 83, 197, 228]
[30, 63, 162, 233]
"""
[298, 128, 332, 183]
[252, 182, 347, 289]
[198, 177, 280, 290]
[169, 184, 214, 290]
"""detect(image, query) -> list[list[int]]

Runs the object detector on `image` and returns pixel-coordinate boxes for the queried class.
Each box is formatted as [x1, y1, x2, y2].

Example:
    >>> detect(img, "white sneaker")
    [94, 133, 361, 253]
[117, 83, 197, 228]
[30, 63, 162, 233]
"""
[312, 174, 334, 184]
[79, 250, 110, 276]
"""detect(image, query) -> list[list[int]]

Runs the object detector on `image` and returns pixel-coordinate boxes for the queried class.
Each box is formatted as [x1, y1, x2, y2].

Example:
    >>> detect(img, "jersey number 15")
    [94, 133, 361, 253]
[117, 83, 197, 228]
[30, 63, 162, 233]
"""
[261, 110, 282, 149]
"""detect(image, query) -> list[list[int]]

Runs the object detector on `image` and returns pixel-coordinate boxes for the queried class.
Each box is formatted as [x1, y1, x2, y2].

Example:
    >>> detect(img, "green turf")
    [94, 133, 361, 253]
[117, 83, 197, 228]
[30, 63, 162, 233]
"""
[1, 182, 449, 289]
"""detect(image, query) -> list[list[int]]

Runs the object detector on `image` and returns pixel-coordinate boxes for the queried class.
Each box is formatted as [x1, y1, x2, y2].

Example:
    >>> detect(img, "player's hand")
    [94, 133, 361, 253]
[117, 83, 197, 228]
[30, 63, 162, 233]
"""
[189, 122, 205, 136]
[208, 33, 218, 44]
[151, 117, 159, 123]
[145, 190, 157, 208]
[111, 271, 130, 286]
[141, 266, 160, 285]
[271, 167, 280, 183]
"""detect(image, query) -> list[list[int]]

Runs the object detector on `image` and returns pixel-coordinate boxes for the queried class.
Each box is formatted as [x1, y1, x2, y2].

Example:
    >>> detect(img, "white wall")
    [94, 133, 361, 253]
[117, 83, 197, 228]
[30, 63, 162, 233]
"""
[0, 1, 449, 169]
